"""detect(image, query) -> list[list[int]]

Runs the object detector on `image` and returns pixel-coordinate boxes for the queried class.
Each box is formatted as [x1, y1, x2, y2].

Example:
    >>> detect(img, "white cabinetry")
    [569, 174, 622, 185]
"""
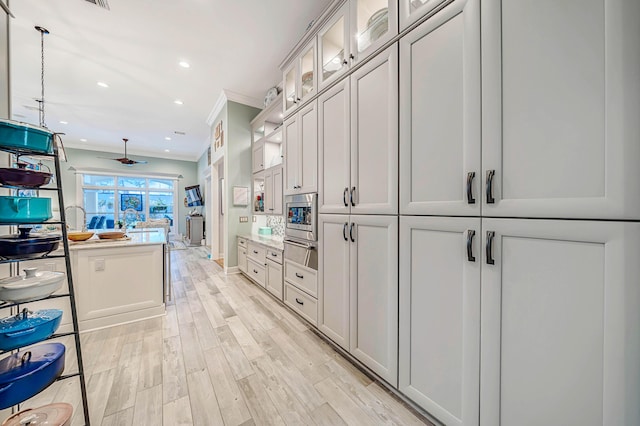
[318, 214, 398, 385]
[399, 0, 480, 216]
[481, 0, 640, 220]
[399, 0, 448, 31]
[237, 244, 247, 274]
[480, 219, 640, 426]
[284, 101, 317, 195]
[399, 216, 480, 426]
[255, 166, 283, 215]
[266, 254, 283, 300]
[318, 0, 398, 90]
[319, 45, 398, 215]
[284, 40, 317, 117]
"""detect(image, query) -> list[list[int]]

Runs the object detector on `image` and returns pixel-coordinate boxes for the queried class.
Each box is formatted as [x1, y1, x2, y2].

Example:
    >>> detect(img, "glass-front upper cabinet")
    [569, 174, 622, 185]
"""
[284, 65, 297, 114]
[283, 40, 316, 117]
[399, 0, 448, 31]
[352, 0, 397, 61]
[318, 3, 349, 90]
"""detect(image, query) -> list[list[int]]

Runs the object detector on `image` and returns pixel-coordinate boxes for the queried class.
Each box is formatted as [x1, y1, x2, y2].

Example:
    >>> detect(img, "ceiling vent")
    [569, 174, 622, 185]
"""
[84, 0, 110, 10]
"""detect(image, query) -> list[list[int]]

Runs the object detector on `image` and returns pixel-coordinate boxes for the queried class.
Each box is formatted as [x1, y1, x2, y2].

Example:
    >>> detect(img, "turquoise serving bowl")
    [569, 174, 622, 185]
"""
[0, 119, 54, 154]
[0, 196, 52, 224]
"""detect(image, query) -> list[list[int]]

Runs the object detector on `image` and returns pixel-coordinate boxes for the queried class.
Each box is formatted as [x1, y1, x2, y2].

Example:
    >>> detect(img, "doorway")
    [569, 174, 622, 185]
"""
[211, 158, 225, 267]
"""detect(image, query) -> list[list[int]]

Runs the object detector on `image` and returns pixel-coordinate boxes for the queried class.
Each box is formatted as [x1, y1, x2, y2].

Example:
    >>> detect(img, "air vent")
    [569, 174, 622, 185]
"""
[174, 131, 186, 136]
[84, 0, 110, 10]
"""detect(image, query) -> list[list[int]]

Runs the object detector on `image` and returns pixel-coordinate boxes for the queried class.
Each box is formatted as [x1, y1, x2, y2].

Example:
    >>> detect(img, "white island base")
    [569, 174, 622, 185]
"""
[69, 229, 167, 331]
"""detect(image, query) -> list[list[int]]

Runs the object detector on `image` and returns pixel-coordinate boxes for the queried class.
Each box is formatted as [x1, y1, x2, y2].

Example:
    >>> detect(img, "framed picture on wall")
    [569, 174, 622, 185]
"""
[214, 121, 223, 151]
[232, 186, 249, 206]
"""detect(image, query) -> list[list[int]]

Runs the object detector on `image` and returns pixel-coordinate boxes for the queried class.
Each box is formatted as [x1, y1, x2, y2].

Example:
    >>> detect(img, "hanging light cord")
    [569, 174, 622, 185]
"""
[35, 26, 49, 128]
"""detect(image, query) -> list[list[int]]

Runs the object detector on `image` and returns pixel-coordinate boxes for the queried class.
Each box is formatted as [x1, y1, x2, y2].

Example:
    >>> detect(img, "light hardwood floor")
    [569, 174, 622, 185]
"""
[2, 247, 432, 426]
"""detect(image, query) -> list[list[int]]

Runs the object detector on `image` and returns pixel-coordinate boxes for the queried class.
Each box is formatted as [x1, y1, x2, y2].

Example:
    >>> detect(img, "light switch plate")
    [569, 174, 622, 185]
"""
[252, 216, 257, 222]
[239, 216, 249, 223]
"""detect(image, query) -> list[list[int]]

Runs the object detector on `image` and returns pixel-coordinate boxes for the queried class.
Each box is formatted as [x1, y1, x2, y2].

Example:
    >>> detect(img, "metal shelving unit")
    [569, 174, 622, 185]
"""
[0, 143, 90, 425]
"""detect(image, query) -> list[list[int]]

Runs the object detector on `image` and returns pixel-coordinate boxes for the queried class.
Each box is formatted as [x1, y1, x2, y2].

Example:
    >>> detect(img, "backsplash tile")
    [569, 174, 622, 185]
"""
[266, 215, 284, 237]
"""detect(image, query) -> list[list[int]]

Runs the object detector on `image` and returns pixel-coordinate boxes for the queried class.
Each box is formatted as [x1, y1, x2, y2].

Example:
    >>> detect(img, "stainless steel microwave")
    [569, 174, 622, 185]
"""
[284, 193, 317, 242]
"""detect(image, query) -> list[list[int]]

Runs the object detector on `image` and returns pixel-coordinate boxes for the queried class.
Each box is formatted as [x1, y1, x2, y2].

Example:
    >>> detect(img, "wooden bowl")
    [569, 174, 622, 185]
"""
[67, 231, 94, 241]
[97, 231, 126, 240]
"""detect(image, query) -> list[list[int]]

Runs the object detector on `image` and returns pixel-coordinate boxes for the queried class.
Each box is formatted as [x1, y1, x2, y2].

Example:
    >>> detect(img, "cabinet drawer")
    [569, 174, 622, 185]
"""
[247, 259, 266, 287]
[284, 283, 317, 326]
[247, 243, 266, 264]
[266, 249, 283, 264]
[284, 260, 317, 297]
[238, 237, 247, 248]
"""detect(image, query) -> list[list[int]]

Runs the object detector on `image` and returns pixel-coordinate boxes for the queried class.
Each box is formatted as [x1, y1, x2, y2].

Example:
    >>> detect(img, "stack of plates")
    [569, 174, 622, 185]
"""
[358, 8, 389, 52]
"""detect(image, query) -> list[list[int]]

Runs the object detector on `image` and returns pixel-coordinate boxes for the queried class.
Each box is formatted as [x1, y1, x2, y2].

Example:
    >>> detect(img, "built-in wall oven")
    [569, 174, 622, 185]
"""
[284, 193, 318, 270]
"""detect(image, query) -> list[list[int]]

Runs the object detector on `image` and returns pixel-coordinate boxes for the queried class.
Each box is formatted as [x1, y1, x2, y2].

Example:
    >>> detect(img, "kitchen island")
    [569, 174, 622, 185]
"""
[68, 228, 168, 331]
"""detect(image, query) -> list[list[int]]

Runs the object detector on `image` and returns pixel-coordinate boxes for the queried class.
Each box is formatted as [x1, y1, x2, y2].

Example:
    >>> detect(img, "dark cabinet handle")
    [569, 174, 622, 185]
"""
[349, 223, 355, 243]
[295, 298, 304, 305]
[486, 231, 495, 265]
[342, 59, 348, 65]
[295, 272, 304, 279]
[349, 53, 355, 60]
[486, 170, 496, 204]
[253, 269, 259, 274]
[466, 172, 476, 204]
[253, 250, 259, 254]
[343, 187, 349, 207]
[350, 187, 356, 207]
[466, 230, 476, 262]
[343, 222, 348, 241]
[271, 253, 278, 257]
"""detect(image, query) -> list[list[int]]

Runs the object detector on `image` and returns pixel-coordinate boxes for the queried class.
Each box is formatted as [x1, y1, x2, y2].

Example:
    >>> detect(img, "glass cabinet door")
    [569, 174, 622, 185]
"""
[253, 175, 265, 214]
[399, 0, 448, 31]
[353, 0, 397, 60]
[284, 65, 297, 114]
[298, 41, 316, 103]
[319, 4, 349, 89]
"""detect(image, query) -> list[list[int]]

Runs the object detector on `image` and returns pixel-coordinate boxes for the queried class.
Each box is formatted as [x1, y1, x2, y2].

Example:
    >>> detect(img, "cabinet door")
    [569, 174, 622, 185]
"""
[252, 142, 264, 173]
[283, 116, 298, 194]
[297, 101, 318, 194]
[399, 216, 480, 426]
[283, 62, 298, 116]
[266, 260, 283, 300]
[400, 0, 480, 216]
[253, 173, 265, 214]
[351, 0, 398, 63]
[237, 245, 247, 273]
[399, 0, 449, 31]
[298, 39, 317, 106]
[481, 219, 640, 426]
[272, 167, 283, 215]
[482, 0, 640, 220]
[349, 214, 398, 385]
[318, 79, 350, 214]
[318, 3, 350, 90]
[351, 44, 398, 215]
[318, 214, 351, 350]
[264, 170, 274, 213]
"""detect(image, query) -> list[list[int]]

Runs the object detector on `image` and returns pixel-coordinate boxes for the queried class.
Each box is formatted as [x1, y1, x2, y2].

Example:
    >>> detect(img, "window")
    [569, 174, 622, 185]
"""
[80, 174, 176, 230]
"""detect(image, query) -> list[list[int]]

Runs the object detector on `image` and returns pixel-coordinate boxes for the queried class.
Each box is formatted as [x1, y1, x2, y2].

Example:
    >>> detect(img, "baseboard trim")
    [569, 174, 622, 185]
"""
[225, 266, 240, 275]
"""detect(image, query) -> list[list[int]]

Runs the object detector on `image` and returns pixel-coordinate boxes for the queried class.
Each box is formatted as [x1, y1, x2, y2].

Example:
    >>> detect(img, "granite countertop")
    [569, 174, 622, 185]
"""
[238, 233, 284, 251]
[68, 228, 167, 250]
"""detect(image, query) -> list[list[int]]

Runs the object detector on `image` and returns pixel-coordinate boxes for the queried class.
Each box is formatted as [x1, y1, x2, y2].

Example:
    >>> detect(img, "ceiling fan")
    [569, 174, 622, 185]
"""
[100, 138, 148, 165]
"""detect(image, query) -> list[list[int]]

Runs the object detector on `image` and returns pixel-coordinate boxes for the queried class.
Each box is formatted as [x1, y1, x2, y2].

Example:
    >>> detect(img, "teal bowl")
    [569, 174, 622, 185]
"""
[0, 119, 54, 154]
[0, 196, 52, 224]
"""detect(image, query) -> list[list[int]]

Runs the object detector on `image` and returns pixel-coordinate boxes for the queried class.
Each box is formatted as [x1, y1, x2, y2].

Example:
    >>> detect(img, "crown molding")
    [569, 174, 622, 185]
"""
[206, 89, 262, 127]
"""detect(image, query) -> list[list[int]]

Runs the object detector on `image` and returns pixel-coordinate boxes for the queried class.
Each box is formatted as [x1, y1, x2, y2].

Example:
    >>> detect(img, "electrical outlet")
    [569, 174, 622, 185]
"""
[95, 259, 105, 272]
[239, 216, 248, 223]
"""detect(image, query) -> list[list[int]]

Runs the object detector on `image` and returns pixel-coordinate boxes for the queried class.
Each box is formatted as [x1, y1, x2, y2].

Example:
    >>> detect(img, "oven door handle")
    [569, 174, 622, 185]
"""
[284, 239, 316, 249]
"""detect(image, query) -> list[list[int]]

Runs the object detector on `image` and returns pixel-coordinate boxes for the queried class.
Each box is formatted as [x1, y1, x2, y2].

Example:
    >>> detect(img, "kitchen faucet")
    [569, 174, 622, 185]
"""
[64, 205, 87, 232]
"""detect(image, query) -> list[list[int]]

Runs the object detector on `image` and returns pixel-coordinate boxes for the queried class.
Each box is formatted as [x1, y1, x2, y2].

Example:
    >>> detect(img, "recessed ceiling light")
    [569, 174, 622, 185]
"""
[80, 138, 87, 142]
[174, 100, 183, 105]
[165, 137, 171, 141]
[164, 149, 170, 152]
[179, 61, 190, 68]
[97, 81, 109, 88]
[59, 121, 68, 124]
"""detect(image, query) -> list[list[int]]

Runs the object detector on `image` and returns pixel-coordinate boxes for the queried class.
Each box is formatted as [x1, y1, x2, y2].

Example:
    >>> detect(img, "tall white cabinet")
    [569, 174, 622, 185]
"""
[399, 216, 480, 426]
[318, 214, 398, 385]
[481, 0, 640, 220]
[284, 101, 317, 195]
[319, 45, 398, 215]
[480, 219, 640, 426]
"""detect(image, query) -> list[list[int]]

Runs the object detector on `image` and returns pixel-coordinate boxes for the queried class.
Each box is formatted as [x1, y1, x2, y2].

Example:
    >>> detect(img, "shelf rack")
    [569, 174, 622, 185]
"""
[0, 143, 90, 425]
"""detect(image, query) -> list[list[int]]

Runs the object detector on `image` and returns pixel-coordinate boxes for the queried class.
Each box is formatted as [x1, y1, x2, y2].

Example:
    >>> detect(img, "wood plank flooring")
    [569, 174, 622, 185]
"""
[0, 247, 431, 426]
